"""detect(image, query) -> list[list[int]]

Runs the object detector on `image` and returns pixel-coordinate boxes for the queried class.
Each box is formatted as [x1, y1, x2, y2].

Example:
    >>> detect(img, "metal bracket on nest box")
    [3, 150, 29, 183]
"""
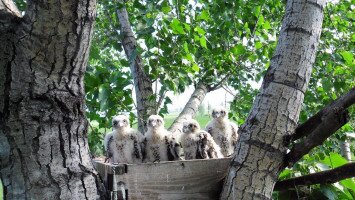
[112, 163, 127, 174]
[110, 164, 128, 200]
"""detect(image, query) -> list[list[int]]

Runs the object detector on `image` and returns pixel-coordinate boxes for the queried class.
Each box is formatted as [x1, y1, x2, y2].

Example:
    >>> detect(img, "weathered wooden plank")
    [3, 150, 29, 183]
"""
[93, 160, 127, 175]
[93, 158, 232, 199]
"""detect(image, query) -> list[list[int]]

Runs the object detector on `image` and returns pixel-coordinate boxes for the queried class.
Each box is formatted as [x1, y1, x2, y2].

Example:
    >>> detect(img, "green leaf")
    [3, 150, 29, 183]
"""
[278, 169, 292, 180]
[161, 6, 171, 14]
[197, 10, 209, 21]
[184, 53, 194, 62]
[231, 44, 246, 56]
[340, 51, 354, 65]
[341, 179, 355, 191]
[90, 46, 100, 60]
[184, 23, 191, 32]
[195, 26, 206, 35]
[183, 42, 189, 53]
[321, 152, 348, 168]
[170, 19, 185, 34]
[192, 64, 199, 72]
[263, 21, 271, 30]
[253, 6, 261, 17]
[200, 36, 207, 49]
[255, 41, 263, 50]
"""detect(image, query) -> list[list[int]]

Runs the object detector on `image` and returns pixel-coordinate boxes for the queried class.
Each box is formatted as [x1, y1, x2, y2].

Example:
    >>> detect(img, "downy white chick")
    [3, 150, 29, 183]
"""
[142, 115, 180, 162]
[104, 115, 143, 164]
[181, 119, 223, 159]
[205, 106, 239, 157]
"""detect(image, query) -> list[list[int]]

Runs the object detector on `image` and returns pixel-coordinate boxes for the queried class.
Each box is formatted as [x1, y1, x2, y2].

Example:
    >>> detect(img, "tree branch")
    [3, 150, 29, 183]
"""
[0, 0, 21, 31]
[207, 74, 230, 92]
[116, 0, 155, 133]
[274, 163, 355, 191]
[291, 87, 355, 141]
[285, 108, 349, 167]
[156, 89, 167, 114]
[222, 85, 236, 97]
[284, 87, 355, 167]
[168, 82, 208, 134]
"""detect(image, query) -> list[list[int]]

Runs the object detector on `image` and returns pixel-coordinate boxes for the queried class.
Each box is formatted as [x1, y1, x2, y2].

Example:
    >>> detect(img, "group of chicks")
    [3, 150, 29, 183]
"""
[104, 107, 239, 164]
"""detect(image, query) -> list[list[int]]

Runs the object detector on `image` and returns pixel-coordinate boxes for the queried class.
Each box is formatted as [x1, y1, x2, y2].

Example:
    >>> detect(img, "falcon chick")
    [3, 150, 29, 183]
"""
[205, 106, 239, 157]
[142, 115, 180, 162]
[181, 119, 223, 160]
[104, 115, 143, 164]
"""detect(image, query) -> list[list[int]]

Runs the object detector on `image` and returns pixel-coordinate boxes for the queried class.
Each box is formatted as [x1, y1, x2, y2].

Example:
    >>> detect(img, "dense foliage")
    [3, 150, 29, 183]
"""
[83, 0, 354, 198]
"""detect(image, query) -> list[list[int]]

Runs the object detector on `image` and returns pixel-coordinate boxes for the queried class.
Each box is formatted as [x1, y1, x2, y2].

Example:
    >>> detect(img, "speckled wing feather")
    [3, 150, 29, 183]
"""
[130, 134, 142, 160]
[197, 133, 208, 159]
[104, 133, 114, 162]
[165, 136, 181, 161]
[141, 137, 147, 161]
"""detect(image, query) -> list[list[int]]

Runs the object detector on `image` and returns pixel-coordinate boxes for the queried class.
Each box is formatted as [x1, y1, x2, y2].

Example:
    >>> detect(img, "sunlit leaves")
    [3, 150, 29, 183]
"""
[320, 152, 348, 168]
[231, 44, 246, 57]
[170, 19, 185, 34]
[199, 36, 207, 49]
[340, 51, 354, 65]
[197, 10, 209, 21]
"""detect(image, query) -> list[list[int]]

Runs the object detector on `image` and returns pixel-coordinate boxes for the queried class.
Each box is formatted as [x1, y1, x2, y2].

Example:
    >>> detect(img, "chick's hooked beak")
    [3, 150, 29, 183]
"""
[151, 120, 157, 127]
[118, 121, 125, 127]
[215, 112, 221, 118]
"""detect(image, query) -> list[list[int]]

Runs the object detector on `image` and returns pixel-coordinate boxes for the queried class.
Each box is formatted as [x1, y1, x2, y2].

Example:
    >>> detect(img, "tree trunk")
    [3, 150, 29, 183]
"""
[116, 1, 155, 133]
[168, 83, 208, 135]
[341, 139, 351, 161]
[220, 0, 326, 199]
[0, 0, 104, 199]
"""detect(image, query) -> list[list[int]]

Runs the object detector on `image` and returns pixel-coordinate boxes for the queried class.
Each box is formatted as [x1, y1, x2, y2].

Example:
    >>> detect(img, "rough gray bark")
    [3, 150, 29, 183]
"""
[116, 1, 155, 133]
[220, 0, 326, 199]
[274, 162, 355, 190]
[168, 83, 208, 135]
[0, 0, 104, 199]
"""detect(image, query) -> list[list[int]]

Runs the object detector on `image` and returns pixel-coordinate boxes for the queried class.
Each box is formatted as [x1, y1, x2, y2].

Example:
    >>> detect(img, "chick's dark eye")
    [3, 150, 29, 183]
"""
[123, 120, 126, 122]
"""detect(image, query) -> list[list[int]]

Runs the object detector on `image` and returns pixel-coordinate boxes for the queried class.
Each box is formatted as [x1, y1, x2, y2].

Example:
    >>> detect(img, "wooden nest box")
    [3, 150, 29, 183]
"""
[93, 158, 232, 199]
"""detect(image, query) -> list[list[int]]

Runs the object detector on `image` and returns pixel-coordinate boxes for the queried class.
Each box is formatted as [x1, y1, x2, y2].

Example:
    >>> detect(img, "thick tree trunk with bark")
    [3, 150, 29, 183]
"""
[116, 1, 155, 133]
[220, 0, 326, 199]
[168, 83, 208, 134]
[0, 0, 104, 199]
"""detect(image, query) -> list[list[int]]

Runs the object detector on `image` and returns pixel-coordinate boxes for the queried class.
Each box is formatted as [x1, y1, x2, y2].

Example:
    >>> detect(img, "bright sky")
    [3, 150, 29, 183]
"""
[165, 79, 262, 113]
[166, 86, 235, 113]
